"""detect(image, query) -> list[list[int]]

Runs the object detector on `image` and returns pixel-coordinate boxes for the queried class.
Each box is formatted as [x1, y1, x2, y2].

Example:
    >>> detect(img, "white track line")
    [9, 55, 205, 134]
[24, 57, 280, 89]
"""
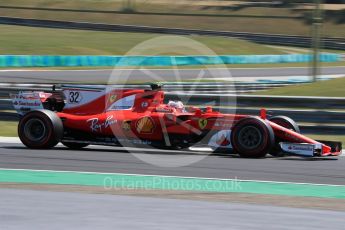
[1, 167, 345, 188]
[0, 137, 21, 144]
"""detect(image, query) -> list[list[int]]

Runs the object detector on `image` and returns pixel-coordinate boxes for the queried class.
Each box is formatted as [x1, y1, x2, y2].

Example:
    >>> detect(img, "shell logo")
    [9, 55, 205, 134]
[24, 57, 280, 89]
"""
[136, 117, 155, 134]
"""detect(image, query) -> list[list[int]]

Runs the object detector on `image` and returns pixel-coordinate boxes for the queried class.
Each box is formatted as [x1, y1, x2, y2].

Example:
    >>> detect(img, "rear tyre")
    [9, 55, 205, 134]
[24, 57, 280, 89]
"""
[18, 110, 63, 149]
[62, 142, 89, 150]
[269, 116, 300, 157]
[231, 117, 275, 158]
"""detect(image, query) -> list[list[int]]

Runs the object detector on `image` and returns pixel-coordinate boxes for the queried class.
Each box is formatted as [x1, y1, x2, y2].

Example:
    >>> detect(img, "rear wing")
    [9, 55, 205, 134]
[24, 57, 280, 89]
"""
[10, 90, 65, 115]
[9, 84, 106, 115]
[10, 91, 48, 115]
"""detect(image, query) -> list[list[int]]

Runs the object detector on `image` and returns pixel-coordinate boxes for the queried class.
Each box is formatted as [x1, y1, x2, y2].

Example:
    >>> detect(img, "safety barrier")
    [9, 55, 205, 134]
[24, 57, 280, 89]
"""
[0, 54, 341, 67]
[166, 93, 345, 110]
[0, 82, 308, 98]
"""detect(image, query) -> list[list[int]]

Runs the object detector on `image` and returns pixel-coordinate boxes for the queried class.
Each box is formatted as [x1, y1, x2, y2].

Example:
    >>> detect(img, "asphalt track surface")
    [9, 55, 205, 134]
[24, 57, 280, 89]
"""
[1, 66, 345, 83]
[2, 188, 345, 230]
[0, 141, 344, 185]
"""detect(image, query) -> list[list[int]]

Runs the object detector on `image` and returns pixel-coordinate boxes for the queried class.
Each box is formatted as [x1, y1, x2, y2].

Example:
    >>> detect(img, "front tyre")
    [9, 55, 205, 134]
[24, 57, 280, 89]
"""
[231, 117, 275, 158]
[269, 116, 300, 157]
[18, 110, 63, 149]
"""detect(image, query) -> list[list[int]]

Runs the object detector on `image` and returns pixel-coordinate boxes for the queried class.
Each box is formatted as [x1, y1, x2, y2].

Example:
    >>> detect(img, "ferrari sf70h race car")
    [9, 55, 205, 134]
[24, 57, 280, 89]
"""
[11, 84, 342, 158]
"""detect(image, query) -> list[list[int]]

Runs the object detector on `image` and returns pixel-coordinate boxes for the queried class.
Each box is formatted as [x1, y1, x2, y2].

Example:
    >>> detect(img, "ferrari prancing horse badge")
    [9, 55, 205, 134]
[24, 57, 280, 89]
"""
[198, 118, 208, 129]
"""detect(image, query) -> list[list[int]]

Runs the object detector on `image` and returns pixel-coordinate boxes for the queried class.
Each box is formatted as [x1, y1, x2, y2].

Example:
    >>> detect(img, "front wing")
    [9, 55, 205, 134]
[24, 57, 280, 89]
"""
[280, 141, 342, 157]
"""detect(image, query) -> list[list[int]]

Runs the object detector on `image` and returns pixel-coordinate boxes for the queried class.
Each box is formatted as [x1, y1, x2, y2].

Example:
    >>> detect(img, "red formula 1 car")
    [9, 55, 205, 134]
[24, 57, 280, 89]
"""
[11, 84, 342, 158]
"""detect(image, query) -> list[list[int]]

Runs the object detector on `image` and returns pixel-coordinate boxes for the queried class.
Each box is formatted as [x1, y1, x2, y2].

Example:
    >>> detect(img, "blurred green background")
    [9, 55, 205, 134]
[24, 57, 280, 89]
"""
[0, 0, 345, 36]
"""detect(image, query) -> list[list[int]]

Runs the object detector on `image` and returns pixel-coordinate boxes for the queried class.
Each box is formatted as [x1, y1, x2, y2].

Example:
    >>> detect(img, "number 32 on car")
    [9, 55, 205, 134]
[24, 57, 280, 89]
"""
[68, 91, 82, 104]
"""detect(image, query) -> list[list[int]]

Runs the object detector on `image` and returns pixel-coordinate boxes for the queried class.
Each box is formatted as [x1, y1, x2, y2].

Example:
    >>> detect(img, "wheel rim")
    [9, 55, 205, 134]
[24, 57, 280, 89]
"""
[237, 126, 263, 150]
[24, 118, 46, 142]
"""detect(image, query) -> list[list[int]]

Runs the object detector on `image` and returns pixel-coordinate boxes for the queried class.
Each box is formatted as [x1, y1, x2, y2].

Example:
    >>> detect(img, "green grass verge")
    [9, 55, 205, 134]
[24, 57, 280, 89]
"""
[0, 121, 18, 137]
[0, 25, 285, 55]
[0, 1, 344, 37]
[307, 135, 345, 145]
[0, 25, 343, 68]
[255, 77, 345, 97]
[0, 0, 307, 17]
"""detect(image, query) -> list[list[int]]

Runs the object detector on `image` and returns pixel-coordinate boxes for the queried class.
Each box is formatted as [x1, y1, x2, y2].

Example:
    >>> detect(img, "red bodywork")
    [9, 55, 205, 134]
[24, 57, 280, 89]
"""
[47, 87, 341, 157]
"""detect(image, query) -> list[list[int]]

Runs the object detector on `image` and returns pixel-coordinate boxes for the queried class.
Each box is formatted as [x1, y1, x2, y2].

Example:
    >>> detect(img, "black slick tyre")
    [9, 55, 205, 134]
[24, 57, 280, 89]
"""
[18, 110, 63, 149]
[231, 117, 275, 158]
[269, 116, 300, 157]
